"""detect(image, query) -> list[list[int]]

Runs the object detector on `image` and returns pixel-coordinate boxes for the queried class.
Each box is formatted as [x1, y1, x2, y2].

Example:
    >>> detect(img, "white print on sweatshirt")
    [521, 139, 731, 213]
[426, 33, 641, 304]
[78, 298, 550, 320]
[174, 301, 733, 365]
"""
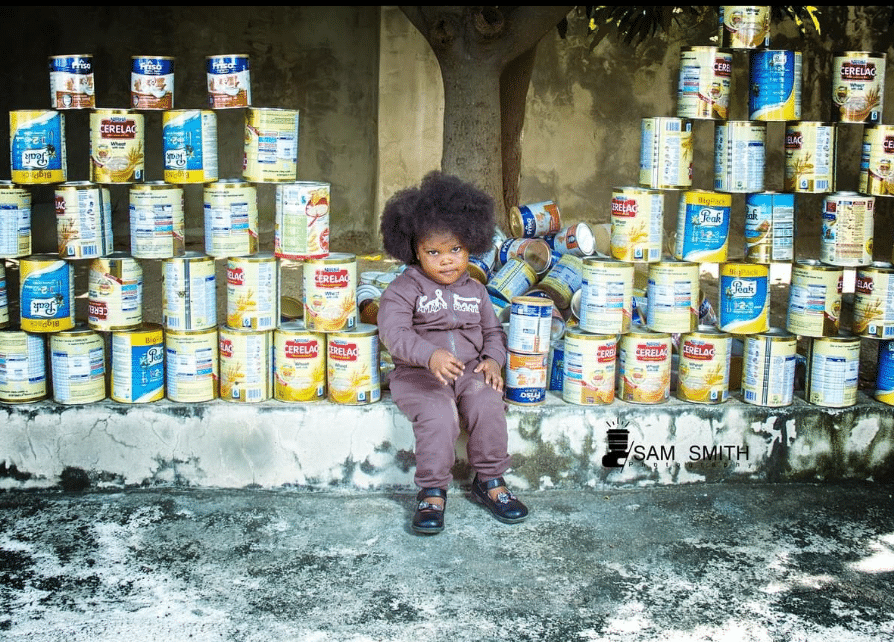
[415, 289, 481, 315]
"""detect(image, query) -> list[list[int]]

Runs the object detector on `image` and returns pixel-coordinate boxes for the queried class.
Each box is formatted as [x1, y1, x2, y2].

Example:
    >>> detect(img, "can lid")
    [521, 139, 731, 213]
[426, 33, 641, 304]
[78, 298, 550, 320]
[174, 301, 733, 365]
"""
[573, 223, 596, 256]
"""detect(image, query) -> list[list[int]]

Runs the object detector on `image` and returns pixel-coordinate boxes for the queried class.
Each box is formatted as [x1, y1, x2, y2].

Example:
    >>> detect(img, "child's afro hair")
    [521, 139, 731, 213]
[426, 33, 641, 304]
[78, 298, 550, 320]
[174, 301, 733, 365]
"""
[380, 171, 496, 264]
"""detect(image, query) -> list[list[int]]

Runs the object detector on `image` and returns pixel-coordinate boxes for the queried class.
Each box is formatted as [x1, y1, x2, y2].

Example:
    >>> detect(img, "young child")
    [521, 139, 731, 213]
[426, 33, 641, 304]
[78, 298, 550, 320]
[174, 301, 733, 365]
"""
[377, 171, 529, 535]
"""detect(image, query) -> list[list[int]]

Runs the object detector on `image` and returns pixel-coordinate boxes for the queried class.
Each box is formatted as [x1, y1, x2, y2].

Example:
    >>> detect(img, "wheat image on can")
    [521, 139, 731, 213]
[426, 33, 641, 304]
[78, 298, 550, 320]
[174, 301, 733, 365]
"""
[853, 262, 894, 339]
[610, 187, 663, 262]
[227, 253, 281, 330]
[618, 328, 671, 404]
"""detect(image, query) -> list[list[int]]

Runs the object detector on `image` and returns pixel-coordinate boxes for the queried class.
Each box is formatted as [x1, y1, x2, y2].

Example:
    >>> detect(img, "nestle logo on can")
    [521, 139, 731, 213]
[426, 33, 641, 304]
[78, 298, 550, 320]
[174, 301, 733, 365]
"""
[611, 199, 638, 216]
[329, 342, 358, 361]
[840, 63, 875, 79]
[683, 341, 714, 360]
[285, 339, 319, 358]
[727, 278, 757, 297]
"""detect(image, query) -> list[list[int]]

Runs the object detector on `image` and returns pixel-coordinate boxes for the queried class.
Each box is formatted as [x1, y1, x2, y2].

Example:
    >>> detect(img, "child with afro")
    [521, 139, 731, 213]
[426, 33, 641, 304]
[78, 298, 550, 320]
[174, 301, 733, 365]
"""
[377, 171, 529, 534]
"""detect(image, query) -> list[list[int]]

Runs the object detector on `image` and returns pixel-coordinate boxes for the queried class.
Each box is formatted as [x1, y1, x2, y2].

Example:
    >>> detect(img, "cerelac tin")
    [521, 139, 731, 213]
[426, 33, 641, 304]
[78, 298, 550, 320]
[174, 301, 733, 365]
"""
[219, 326, 273, 403]
[562, 328, 616, 405]
[20, 255, 74, 333]
[327, 323, 380, 405]
[303, 253, 357, 332]
[274, 321, 326, 402]
[618, 327, 672, 404]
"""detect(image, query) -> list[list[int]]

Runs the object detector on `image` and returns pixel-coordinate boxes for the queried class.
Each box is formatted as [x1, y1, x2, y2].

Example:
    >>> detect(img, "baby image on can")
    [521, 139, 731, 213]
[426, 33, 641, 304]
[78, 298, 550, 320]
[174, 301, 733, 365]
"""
[505, 351, 548, 405]
[677, 327, 732, 404]
[832, 51, 885, 123]
[87, 253, 143, 331]
[677, 46, 732, 120]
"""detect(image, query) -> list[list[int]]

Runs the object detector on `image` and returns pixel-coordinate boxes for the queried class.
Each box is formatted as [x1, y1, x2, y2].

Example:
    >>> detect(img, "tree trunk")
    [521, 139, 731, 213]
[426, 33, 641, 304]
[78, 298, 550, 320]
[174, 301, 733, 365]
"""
[500, 45, 539, 224]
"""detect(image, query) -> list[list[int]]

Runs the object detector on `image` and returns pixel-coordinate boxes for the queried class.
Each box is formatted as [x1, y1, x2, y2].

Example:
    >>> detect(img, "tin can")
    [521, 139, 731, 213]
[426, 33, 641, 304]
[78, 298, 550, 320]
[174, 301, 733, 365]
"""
[504, 350, 548, 406]
[88, 253, 143, 331]
[677, 326, 732, 404]
[787, 260, 843, 337]
[674, 190, 732, 262]
[54, 182, 113, 259]
[129, 182, 185, 259]
[357, 283, 382, 326]
[498, 238, 552, 274]
[162, 110, 218, 184]
[547, 340, 565, 392]
[639, 117, 693, 190]
[19, 255, 74, 333]
[854, 262, 894, 339]
[49, 55, 94, 109]
[562, 328, 616, 405]
[509, 201, 562, 238]
[677, 46, 732, 120]
[467, 257, 491, 284]
[741, 328, 796, 407]
[243, 108, 300, 183]
[50, 326, 106, 404]
[714, 121, 765, 193]
[744, 192, 795, 263]
[821, 192, 874, 266]
[508, 296, 553, 354]
[303, 253, 357, 332]
[749, 50, 802, 121]
[219, 326, 273, 403]
[579, 257, 633, 335]
[719, 6, 771, 49]
[274, 321, 326, 402]
[876, 339, 894, 405]
[204, 179, 259, 258]
[719, 262, 770, 335]
[0, 330, 47, 403]
[0, 182, 31, 258]
[110, 324, 164, 403]
[131, 56, 174, 110]
[10, 110, 67, 184]
[274, 181, 330, 259]
[618, 327, 672, 404]
[162, 252, 217, 331]
[610, 187, 663, 262]
[535, 254, 582, 310]
[0, 264, 7, 329]
[805, 335, 860, 407]
[165, 327, 218, 402]
[487, 256, 539, 304]
[859, 125, 894, 196]
[206, 54, 251, 109]
[89, 109, 144, 184]
[227, 253, 280, 330]
[544, 222, 595, 257]
[832, 51, 885, 123]
[327, 323, 380, 405]
[647, 261, 699, 333]
[785, 122, 837, 193]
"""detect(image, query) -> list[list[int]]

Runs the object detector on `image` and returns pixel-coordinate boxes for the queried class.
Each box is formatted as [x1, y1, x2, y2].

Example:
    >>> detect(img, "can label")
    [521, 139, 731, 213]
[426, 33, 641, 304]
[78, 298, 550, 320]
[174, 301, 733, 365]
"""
[876, 340, 894, 405]
[677, 330, 732, 404]
[547, 340, 565, 391]
[719, 6, 770, 49]
[327, 325, 380, 405]
[204, 181, 259, 257]
[163, 110, 218, 183]
[131, 56, 174, 110]
[579, 258, 632, 334]
[498, 238, 551, 274]
[719, 263, 769, 334]
[832, 52, 885, 123]
[714, 121, 765, 192]
[162, 254, 216, 331]
[0, 183, 31, 258]
[509, 201, 561, 238]
[88, 255, 143, 331]
[647, 262, 699, 333]
[785, 122, 837, 193]
[49, 55, 95, 109]
[677, 46, 732, 120]
[20, 256, 74, 333]
[207, 55, 251, 109]
[787, 261, 842, 337]
[639, 117, 693, 189]
[165, 328, 218, 402]
[610, 188, 663, 262]
[243, 108, 299, 182]
[562, 330, 616, 405]
[54, 183, 113, 259]
[505, 351, 548, 405]
[537, 254, 582, 310]
[129, 183, 185, 259]
[618, 331, 671, 404]
[744, 192, 795, 263]
[0, 331, 46, 403]
[227, 254, 280, 330]
[274, 182, 330, 259]
[853, 264, 894, 338]
[508, 296, 553, 354]
[674, 190, 732, 262]
[487, 257, 538, 304]
[111, 325, 164, 403]
[742, 330, 797, 407]
[821, 193, 874, 266]
[274, 322, 326, 402]
[859, 125, 894, 196]
[10, 110, 67, 184]
[304, 254, 358, 332]
[219, 327, 273, 403]
[543, 222, 595, 257]
[749, 50, 802, 121]
[50, 330, 106, 404]
[0, 265, 7, 329]
[89, 110, 144, 184]
[806, 337, 860, 407]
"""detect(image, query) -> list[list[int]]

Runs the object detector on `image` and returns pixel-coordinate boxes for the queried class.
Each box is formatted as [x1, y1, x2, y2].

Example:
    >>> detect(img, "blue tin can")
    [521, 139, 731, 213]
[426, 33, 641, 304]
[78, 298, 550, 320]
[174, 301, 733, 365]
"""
[749, 50, 802, 121]
[877, 340, 894, 405]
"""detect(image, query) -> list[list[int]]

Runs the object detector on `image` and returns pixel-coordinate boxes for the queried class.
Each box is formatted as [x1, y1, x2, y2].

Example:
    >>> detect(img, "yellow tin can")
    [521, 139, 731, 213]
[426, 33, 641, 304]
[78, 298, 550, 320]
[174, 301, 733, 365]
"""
[741, 328, 797, 407]
[162, 252, 217, 331]
[854, 262, 894, 339]
[677, 326, 732, 404]
[562, 328, 616, 405]
[10, 110, 67, 185]
[831, 51, 886, 123]
[274, 321, 326, 402]
[227, 252, 281, 330]
[243, 108, 300, 183]
[786, 260, 842, 337]
[858, 124, 894, 196]
[19, 255, 74, 333]
[87, 252, 143, 331]
[54, 181, 113, 259]
[129, 182, 185, 259]
[618, 326, 672, 404]
[327, 323, 380, 405]
[0, 330, 47, 403]
[719, 6, 770, 49]
[610, 187, 663, 263]
[203, 179, 259, 258]
[639, 117, 693, 190]
[303, 253, 358, 333]
[165, 327, 218, 403]
[579, 257, 633, 335]
[785, 122, 837, 193]
[89, 109, 144, 184]
[274, 181, 330, 259]
[805, 335, 860, 408]
[50, 326, 106, 404]
[110, 324, 164, 403]
[162, 109, 218, 184]
[647, 261, 700, 334]
[486, 256, 538, 304]
[0, 182, 31, 258]
[219, 325, 273, 403]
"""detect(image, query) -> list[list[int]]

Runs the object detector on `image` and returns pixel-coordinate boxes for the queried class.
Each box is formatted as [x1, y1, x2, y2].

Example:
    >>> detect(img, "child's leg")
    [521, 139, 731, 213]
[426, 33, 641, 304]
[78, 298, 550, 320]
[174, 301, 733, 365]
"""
[455, 368, 511, 481]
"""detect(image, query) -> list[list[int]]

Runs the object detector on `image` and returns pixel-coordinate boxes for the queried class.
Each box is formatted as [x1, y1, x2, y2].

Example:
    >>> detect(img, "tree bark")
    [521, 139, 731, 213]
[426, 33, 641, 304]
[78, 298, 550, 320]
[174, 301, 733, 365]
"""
[500, 44, 539, 224]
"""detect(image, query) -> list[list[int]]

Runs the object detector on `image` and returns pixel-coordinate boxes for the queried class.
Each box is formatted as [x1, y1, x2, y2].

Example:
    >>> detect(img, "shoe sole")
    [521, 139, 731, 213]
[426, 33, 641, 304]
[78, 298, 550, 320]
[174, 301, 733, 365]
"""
[411, 524, 444, 535]
[471, 491, 528, 524]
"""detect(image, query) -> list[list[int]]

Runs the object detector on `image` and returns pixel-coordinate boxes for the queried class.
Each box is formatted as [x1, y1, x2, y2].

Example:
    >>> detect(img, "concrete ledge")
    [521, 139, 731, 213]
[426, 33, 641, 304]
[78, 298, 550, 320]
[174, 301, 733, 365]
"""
[2, 391, 892, 490]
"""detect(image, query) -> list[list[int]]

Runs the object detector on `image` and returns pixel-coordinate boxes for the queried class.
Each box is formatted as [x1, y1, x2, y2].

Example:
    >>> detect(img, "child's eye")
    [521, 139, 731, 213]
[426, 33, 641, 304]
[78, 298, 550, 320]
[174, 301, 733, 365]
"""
[451, 246, 462, 253]
[427, 250, 438, 256]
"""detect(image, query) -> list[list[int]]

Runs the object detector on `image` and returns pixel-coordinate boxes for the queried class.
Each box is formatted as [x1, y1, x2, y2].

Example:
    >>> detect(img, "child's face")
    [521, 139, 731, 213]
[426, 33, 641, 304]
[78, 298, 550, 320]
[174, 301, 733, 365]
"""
[416, 231, 469, 286]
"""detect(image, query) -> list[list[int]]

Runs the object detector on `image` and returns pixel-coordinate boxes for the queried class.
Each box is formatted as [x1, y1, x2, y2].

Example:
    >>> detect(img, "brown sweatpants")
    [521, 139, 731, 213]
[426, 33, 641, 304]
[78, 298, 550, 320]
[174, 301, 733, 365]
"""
[388, 362, 511, 490]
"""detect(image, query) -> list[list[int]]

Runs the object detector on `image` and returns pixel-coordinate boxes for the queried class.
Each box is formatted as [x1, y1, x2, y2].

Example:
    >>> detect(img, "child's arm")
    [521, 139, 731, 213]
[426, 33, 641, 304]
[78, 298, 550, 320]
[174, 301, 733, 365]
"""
[478, 290, 507, 369]
[377, 284, 441, 369]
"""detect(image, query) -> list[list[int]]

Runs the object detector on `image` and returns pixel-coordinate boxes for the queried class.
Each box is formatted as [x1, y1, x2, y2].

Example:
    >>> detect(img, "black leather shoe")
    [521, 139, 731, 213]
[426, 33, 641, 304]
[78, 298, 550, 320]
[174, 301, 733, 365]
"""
[471, 475, 528, 524]
[412, 488, 447, 534]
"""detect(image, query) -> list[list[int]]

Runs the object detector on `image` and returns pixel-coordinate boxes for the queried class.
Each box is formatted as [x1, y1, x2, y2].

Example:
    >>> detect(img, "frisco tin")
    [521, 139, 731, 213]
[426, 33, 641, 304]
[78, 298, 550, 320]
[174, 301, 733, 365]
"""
[49, 54, 95, 109]
[509, 201, 562, 238]
[131, 56, 175, 110]
[207, 54, 251, 109]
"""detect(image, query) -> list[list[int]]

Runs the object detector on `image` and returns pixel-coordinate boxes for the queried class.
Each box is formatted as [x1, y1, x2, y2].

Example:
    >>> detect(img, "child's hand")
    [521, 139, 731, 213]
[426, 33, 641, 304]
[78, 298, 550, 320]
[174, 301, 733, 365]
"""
[474, 357, 504, 392]
[428, 349, 464, 385]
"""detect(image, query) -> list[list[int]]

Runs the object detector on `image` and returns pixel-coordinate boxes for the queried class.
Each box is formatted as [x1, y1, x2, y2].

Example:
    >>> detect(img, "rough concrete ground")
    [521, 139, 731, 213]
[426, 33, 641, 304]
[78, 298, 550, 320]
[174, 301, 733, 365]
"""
[1, 482, 893, 641]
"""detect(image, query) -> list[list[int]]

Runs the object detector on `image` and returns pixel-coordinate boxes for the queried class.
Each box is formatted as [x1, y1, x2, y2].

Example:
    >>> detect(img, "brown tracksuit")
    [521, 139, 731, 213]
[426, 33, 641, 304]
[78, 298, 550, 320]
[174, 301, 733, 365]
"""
[377, 265, 510, 490]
